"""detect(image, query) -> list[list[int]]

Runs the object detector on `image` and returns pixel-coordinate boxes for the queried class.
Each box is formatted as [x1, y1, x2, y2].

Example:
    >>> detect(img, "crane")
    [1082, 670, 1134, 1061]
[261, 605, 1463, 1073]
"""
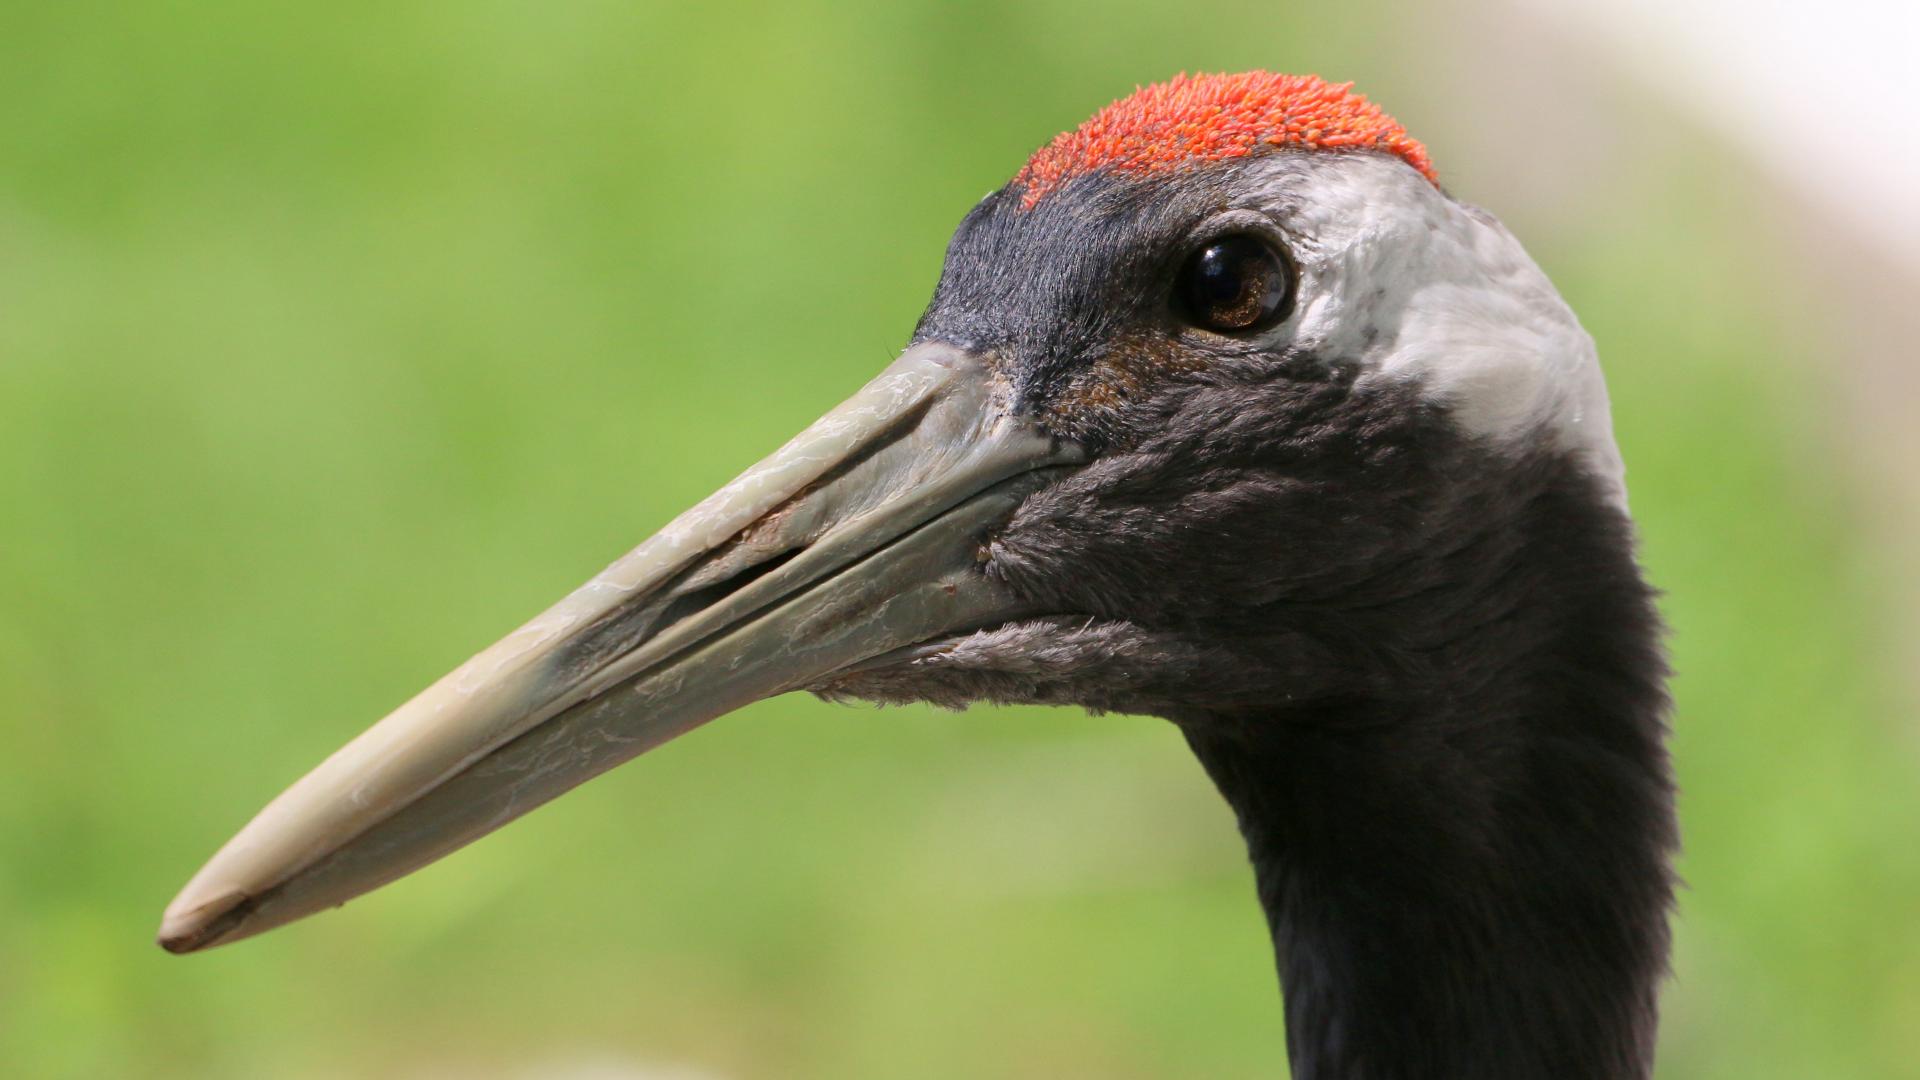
[160, 73, 1677, 1080]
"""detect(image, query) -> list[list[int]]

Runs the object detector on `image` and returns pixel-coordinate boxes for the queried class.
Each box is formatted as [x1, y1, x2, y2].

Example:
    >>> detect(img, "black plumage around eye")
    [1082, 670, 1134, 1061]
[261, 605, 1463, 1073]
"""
[1175, 234, 1295, 334]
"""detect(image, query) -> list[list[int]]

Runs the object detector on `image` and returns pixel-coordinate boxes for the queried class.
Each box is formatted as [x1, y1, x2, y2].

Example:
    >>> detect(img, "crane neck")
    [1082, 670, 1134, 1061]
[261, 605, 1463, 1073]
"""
[1182, 457, 1676, 1080]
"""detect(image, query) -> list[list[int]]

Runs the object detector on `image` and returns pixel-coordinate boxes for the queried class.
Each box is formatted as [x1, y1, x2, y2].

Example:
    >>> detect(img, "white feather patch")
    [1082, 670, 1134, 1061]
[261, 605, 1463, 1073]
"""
[1242, 153, 1627, 508]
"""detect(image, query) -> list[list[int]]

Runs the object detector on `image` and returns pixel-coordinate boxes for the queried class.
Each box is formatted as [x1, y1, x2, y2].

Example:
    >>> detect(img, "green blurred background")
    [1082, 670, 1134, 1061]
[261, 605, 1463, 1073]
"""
[3, 2, 1916, 1077]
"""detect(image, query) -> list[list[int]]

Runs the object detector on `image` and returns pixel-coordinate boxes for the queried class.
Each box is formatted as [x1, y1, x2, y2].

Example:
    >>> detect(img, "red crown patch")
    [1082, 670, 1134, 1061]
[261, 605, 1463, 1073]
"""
[1015, 72, 1437, 207]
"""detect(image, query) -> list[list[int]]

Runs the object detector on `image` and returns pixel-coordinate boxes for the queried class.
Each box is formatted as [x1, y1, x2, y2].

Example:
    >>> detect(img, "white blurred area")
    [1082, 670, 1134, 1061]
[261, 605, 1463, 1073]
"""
[1470, 0, 1920, 682]
[1518, 0, 1920, 275]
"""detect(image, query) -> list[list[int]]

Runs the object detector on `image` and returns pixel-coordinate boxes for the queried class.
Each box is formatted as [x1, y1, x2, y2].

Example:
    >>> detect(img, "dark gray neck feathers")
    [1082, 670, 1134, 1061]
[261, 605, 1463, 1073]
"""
[1181, 442, 1675, 1080]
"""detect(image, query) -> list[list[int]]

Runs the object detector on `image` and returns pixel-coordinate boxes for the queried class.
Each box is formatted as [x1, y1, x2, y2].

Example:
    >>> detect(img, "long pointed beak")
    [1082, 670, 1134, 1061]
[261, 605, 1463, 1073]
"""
[158, 342, 1081, 953]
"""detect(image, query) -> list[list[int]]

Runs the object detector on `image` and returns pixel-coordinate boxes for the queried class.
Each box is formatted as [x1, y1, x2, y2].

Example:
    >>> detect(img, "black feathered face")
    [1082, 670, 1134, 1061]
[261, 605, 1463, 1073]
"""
[915, 165, 1320, 448]
[819, 149, 1633, 719]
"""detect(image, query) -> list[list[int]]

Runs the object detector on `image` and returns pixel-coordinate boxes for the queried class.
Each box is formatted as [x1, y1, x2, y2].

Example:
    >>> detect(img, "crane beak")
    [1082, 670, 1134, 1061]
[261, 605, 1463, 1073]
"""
[158, 342, 1081, 954]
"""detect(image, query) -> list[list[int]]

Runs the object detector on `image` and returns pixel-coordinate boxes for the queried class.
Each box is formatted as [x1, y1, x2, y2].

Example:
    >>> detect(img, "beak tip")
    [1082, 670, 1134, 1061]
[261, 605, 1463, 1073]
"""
[156, 886, 254, 955]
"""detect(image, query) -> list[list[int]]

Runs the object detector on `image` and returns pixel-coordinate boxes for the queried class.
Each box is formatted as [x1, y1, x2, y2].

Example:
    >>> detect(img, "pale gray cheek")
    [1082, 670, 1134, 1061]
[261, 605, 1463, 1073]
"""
[809, 616, 1311, 720]
[811, 618, 1136, 711]
[1269, 154, 1625, 505]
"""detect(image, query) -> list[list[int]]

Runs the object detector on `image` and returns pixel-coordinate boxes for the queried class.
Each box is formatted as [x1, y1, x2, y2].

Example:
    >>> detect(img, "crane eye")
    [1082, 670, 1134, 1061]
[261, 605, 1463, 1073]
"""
[1175, 235, 1295, 334]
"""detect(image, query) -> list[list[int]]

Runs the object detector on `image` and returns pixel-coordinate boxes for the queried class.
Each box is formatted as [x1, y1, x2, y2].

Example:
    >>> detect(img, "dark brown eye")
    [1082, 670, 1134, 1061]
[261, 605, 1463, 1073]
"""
[1175, 234, 1295, 333]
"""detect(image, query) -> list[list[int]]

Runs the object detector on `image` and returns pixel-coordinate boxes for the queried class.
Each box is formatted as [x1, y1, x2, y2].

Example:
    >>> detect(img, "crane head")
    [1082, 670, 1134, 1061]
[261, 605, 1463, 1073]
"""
[160, 73, 1621, 954]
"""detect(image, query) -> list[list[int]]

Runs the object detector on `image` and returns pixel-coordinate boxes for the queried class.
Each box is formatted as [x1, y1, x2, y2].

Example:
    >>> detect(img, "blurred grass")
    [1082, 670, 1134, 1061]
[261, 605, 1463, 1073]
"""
[1, 2, 1916, 1077]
